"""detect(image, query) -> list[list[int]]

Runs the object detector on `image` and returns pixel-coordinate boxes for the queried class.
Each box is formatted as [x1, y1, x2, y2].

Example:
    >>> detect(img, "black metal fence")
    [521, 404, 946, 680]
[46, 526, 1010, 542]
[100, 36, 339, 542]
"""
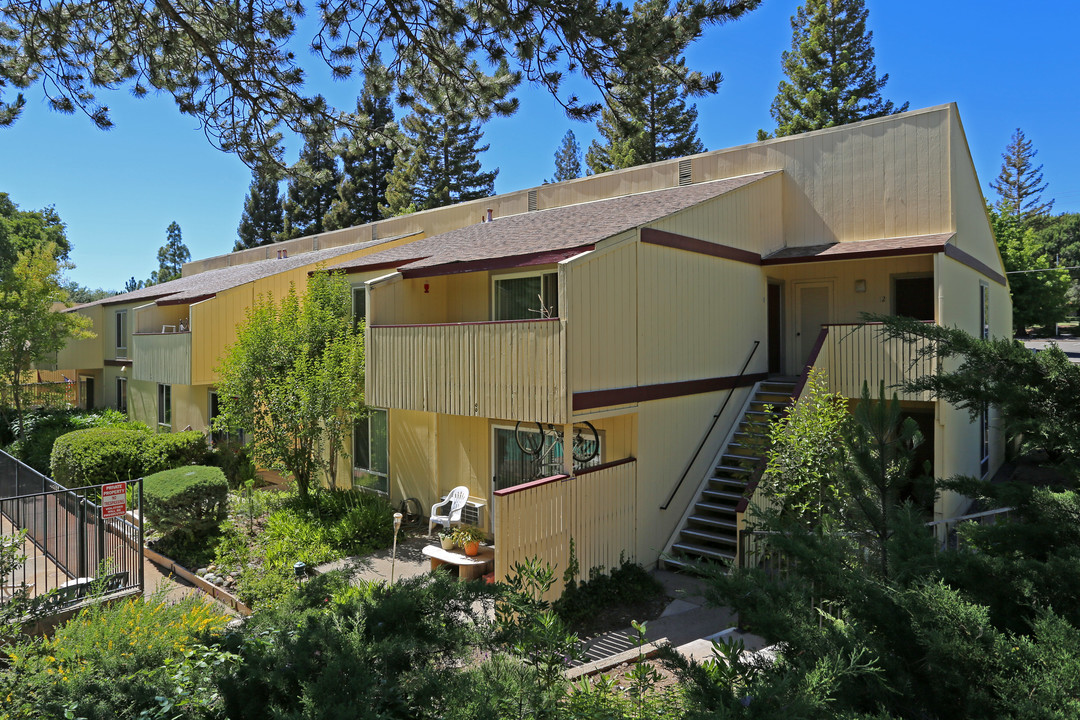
[0, 449, 143, 608]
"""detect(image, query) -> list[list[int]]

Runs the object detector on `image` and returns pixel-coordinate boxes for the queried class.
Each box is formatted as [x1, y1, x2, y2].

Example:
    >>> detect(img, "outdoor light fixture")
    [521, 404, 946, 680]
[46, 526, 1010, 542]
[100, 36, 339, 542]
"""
[390, 512, 403, 584]
[293, 561, 306, 588]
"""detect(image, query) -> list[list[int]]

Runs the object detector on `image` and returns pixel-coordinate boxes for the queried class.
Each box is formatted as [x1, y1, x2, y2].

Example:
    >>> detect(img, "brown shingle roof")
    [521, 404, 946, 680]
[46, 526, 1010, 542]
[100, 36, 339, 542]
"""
[329, 173, 778, 276]
[761, 233, 955, 264]
[86, 237, 405, 310]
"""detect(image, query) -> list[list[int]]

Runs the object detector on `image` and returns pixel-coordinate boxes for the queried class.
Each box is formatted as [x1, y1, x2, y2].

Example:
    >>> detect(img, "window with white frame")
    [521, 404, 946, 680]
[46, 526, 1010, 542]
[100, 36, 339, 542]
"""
[115, 377, 127, 413]
[158, 384, 171, 428]
[492, 271, 558, 321]
[115, 310, 128, 358]
[354, 408, 388, 494]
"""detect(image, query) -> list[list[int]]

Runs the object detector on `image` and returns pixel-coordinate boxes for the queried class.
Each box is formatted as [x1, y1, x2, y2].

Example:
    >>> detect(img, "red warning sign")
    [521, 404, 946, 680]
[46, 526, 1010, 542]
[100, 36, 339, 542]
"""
[102, 482, 127, 519]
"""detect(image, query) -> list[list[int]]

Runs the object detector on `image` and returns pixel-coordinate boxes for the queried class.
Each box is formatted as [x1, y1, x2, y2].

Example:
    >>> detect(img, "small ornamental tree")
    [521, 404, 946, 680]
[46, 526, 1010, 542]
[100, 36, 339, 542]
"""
[214, 270, 365, 499]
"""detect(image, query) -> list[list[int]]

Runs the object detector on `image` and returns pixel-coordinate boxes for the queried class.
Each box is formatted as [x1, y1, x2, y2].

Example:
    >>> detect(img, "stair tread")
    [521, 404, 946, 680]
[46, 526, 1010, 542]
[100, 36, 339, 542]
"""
[694, 501, 738, 514]
[673, 542, 735, 561]
[688, 515, 738, 529]
[702, 489, 743, 501]
[681, 528, 737, 545]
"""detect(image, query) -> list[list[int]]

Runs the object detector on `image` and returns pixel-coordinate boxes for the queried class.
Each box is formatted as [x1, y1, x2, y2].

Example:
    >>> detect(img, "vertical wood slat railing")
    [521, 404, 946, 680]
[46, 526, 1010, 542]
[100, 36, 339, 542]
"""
[817, 322, 935, 401]
[493, 458, 636, 602]
[368, 319, 567, 424]
[131, 332, 192, 385]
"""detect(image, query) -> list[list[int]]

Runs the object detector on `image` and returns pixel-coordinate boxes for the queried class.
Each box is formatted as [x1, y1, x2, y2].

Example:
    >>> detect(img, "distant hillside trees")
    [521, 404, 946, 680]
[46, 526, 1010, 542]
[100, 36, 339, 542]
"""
[760, 0, 908, 138]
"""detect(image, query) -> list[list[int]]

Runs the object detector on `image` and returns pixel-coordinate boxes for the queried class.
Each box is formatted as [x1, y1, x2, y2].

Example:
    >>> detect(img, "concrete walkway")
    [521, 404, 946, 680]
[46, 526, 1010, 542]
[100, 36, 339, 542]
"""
[318, 536, 765, 666]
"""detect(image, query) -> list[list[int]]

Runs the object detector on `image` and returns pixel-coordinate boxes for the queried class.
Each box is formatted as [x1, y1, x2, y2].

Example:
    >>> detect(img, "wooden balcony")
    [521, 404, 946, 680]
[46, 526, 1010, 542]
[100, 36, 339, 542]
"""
[816, 322, 935, 401]
[132, 331, 191, 385]
[367, 318, 568, 424]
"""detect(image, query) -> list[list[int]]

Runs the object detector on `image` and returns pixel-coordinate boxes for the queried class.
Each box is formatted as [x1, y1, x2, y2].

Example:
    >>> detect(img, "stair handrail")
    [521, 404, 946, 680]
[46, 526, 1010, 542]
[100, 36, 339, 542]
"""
[660, 340, 760, 510]
[735, 326, 830, 515]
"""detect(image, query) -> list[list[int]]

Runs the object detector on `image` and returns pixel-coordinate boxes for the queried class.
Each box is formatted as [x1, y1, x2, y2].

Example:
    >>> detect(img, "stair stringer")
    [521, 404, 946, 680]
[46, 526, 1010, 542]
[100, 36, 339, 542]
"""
[659, 382, 763, 566]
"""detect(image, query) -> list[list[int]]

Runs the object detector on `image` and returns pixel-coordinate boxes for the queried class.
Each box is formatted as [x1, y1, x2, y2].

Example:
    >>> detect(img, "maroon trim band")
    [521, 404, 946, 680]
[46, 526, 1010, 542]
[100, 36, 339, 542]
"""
[574, 457, 637, 476]
[944, 244, 1007, 286]
[762, 245, 943, 265]
[641, 228, 762, 265]
[400, 246, 594, 279]
[371, 317, 560, 329]
[573, 371, 768, 411]
[104, 359, 134, 367]
[493, 473, 570, 497]
[158, 294, 214, 306]
[316, 258, 426, 276]
[102, 293, 170, 306]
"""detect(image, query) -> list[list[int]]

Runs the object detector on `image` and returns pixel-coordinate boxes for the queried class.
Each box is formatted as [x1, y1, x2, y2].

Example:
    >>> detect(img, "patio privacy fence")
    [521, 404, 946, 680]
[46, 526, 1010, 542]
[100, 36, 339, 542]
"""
[493, 457, 636, 602]
[0, 449, 142, 606]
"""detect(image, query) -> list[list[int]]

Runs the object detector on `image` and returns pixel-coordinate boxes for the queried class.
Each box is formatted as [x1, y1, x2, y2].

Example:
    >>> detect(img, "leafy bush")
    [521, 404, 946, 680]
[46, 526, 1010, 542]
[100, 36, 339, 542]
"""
[554, 557, 665, 633]
[5, 408, 144, 474]
[50, 427, 146, 488]
[208, 437, 256, 488]
[50, 427, 207, 488]
[143, 465, 228, 543]
[0, 592, 231, 720]
[143, 430, 209, 473]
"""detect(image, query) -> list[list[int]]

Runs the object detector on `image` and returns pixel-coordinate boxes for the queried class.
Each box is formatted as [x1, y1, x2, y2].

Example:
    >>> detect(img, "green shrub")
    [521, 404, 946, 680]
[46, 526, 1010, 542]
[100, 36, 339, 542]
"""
[50, 427, 146, 488]
[143, 430, 208, 473]
[143, 465, 228, 542]
[5, 408, 145, 474]
[553, 558, 665, 632]
[208, 437, 257, 488]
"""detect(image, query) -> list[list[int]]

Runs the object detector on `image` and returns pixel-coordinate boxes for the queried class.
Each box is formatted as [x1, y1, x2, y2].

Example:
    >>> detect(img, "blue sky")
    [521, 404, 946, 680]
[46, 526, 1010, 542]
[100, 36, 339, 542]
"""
[2, 0, 1077, 291]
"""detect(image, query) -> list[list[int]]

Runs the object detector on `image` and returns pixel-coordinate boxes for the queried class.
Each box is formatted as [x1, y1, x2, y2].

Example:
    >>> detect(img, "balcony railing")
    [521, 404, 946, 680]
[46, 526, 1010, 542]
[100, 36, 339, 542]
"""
[816, 322, 935, 401]
[132, 332, 191, 385]
[367, 318, 568, 424]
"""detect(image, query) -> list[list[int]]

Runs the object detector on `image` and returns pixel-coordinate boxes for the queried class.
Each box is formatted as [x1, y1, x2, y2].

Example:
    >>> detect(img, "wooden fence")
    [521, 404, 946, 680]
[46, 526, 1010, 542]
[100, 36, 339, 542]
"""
[493, 458, 636, 602]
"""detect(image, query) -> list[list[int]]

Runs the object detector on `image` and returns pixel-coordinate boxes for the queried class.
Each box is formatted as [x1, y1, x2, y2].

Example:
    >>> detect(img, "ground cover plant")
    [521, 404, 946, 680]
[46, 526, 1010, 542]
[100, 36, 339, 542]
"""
[553, 545, 667, 638]
[0, 591, 232, 720]
[178, 486, 397, 609]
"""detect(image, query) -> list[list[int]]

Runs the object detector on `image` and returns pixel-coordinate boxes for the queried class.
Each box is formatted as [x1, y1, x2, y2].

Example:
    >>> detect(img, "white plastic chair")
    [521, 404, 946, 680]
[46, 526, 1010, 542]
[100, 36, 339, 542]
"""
[429, 486, 470, 536]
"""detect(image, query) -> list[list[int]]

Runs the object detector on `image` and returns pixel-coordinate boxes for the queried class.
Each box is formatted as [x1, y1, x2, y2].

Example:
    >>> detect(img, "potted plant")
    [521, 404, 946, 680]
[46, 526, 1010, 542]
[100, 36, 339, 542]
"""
[449, 525, 485, 556]
[438, 531, 455, 551]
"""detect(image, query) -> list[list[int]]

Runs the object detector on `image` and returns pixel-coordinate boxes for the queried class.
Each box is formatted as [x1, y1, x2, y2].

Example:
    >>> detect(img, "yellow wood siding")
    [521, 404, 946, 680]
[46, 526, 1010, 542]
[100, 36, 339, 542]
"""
[368, 320, 567, 424]
[646, 172, 785, 256]
[127, 379, 156, 428]
[385, 409, 438, 506]
[133, 304, 189, 334]
[435, 414, 491, 525]
[948, 111, 1007, 274]
[132, 333, 192, 385]
[635, 241, 766, 388]
[565, 238, 638, 395]
[190, 285, 253, 386]
[171, 383, 209, 433]
[56, 305, 104, 370]
[493, 459, 637, 601]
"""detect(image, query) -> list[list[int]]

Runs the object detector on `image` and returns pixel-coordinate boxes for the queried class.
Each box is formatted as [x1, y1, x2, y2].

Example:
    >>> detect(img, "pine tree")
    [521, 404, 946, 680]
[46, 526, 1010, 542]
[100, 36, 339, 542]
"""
[235, 164, 284, 251]
[990, 128, 1054, 227]
[762, 0, 908, 138]
[585, 0, 710, 174]
[550, 129, 582, 182]
[152, 221, 190, 285]
[382, 100, 497, 216]
[325, 66, 398, 230]
[282, 111, 341, 239]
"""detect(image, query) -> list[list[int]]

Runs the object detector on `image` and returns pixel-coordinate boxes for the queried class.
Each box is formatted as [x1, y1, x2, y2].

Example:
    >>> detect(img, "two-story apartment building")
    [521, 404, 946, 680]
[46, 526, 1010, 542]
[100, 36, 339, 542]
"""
[51, 103, 1009, 586]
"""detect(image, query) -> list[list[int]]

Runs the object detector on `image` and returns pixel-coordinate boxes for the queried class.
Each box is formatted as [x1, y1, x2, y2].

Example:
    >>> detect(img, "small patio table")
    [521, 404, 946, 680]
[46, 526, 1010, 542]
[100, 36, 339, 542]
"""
[421, 545, 494, 581]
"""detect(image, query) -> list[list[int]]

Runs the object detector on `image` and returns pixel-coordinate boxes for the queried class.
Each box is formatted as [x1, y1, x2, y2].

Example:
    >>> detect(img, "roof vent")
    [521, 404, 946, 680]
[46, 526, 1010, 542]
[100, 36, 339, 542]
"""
[678, 159, 693, 186]
[528, 189, 538, 212]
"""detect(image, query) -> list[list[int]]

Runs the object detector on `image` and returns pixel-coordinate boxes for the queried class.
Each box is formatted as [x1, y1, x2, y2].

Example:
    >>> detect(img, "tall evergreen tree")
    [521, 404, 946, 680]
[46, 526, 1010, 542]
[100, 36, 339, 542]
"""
[550, 129, 582, 182]
[990, 128, 1054, 227]
[151, 221, 190, 285]
[235, 164, 284, 250]
[382, 100, 497, 216]
[325, 65, 398, 230]
[585, 0, 711, 174]
[282, 110, 341, 239]
[761, 0, 908, 139]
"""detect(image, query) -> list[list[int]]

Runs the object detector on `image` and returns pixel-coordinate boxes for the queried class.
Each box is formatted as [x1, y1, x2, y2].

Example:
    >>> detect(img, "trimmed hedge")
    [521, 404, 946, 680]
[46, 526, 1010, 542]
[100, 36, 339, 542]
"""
[3, 408, 146, 474]
[50, 428, 208, 488]
[143, 466, 228, 541]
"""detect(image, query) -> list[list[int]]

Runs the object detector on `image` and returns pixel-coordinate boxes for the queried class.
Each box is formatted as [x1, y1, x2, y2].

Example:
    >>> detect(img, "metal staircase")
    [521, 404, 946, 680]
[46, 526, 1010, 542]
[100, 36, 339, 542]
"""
[664, 378, 797, 569]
